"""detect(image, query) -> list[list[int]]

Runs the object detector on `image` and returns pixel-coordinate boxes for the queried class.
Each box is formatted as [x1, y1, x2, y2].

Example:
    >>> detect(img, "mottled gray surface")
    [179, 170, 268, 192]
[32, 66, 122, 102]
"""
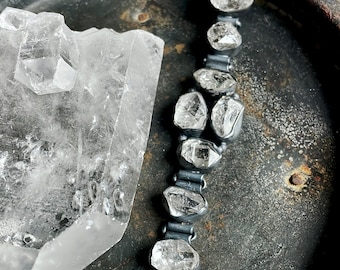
[0, 0, 338, 269]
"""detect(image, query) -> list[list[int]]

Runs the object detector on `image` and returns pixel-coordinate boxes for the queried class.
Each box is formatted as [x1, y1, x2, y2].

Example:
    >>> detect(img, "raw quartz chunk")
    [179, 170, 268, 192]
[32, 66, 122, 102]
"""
[13, 10, 79, 95]
[0, 6, 35, 30]
[0, 7, 164, 270]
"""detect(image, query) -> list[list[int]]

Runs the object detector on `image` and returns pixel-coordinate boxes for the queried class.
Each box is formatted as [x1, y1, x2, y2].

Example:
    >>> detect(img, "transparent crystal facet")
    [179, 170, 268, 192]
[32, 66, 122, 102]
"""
[14, 12, 80, 95]
[210, 0, 254, 13]
[211, 95, 244, 140]
[193, 67, 237, 95]
[163, 186, 208, 222]
[0, 7, 36, 31]
[174, 91, 208, 131]
[207, 21, 242, 51]
[178, 138, 222, 170]
[0, 7, 164, 270]
[150, 239, 200, 270]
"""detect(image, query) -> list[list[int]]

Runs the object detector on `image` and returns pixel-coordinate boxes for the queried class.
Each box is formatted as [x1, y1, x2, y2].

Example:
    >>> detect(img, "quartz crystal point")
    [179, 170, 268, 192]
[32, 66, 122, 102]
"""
[211, 95, 244, 141]
[0, 7, 35, 30]
[178, 138, 222, 171]
[150, 239, 200, 270]
[14, 11, 80, 95]
[0, 7, 164, 270]
[163, 186, 208, 222]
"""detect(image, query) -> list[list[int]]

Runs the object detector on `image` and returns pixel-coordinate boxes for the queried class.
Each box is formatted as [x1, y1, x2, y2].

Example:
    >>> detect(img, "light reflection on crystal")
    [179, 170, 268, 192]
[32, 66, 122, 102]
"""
[174, 91, 208, 131]
[207, 21, 242, 51]
[0, 7, 36, 31]
[0, 6, 164, 270]
[211, 95, 244, 140]
[163, 186, 208, 221]
[150, 239, 200, 270]
[193, 67, 237, 95]
[178, 138, 222, 170]
[14, 12, 80, 95]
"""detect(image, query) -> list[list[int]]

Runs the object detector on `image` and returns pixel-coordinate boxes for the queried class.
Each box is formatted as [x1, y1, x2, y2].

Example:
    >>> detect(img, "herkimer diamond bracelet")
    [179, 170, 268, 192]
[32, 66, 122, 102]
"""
[149, 1, 254, 269]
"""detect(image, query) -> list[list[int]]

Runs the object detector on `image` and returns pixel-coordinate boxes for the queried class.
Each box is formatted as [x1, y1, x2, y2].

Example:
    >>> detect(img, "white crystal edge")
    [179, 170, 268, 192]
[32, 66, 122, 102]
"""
[31, 212, 127, 270]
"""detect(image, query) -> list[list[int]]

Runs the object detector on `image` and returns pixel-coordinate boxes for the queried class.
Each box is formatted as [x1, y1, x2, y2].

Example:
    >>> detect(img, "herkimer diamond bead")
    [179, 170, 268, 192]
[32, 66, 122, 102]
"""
[163, 186, 208, 222]
[193, 67, 237, 96]
[150, 239, 200, 270]
[174, 90, 208, 133]
[210, 0, 254, 13]
[177, 138, 222, 171]
[211, 95, 244, 141]
[207, 21, 241, 52]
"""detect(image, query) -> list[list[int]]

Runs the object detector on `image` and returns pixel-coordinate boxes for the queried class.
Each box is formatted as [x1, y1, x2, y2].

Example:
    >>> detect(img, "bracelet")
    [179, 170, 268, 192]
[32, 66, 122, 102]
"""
[149, 1, 254, 269]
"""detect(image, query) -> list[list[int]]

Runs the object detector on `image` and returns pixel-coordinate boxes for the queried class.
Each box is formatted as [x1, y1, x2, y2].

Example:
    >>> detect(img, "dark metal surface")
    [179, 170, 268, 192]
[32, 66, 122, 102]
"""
[0, 0, 338, 269]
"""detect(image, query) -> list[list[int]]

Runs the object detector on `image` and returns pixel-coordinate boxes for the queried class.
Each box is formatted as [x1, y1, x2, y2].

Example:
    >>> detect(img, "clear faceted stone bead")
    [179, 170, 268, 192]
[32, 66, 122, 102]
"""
[207, 21, 242, 51]
[211, 95, 244, 140]
[174, 91, 208, 131]
[163, 186, 208, 222]
[210, 0, 254, 13]
[193, 67, 237, 96]
[178, 138, 222, 171]
[150, 239, 200, 270]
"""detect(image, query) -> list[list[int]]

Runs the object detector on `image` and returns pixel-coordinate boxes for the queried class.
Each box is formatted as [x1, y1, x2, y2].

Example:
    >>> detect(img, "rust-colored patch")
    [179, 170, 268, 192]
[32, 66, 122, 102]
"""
[143, 150, 153, 164]
[175, 43, 185, 54]
[205, 220, 212, 232]
[163, 43, 186, 55]
[132, 211, 141, 229]
[208, 234, 216, 241]
[240, 96, 261, 118]
[283, 159, 293, 168]
[289, 173, 306, 185]
[285, 164, 312, 192]
[120, 2, 172, 32]
[147, 230, 157, 239]
[120, 10, 130, 21]
[150, 132, 161, 146]
[300, 164, 312, 175]
[217, 221, 225, 229]
[163, 45, 172, 55]
[237, 75, 264, 120]
[136, 12, 150, 23]
[314, 175, 322, 182]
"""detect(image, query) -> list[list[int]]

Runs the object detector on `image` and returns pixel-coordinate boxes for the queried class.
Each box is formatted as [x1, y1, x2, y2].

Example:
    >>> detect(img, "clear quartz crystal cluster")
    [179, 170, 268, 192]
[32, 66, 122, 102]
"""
[0, 7, 164, 270]
[150, 1, 253, 269]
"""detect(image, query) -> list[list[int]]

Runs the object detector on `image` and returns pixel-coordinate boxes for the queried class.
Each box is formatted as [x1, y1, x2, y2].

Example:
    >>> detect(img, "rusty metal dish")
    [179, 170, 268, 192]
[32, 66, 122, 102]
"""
[0, 0, 338, 269]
